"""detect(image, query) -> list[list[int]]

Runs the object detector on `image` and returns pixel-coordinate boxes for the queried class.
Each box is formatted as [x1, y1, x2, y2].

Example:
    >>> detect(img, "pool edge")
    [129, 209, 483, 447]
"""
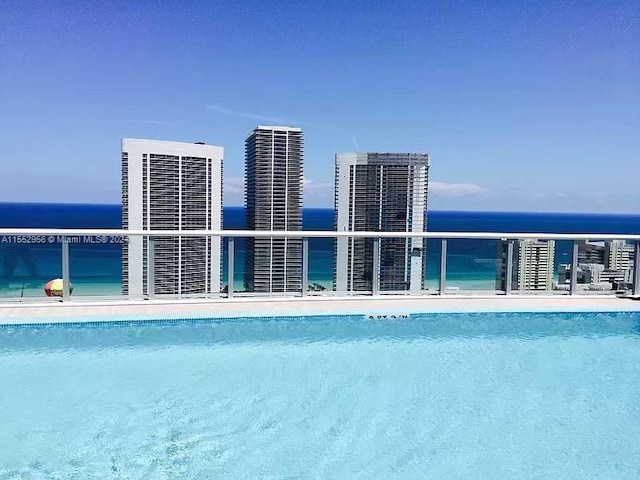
[0, 295, 639, 326]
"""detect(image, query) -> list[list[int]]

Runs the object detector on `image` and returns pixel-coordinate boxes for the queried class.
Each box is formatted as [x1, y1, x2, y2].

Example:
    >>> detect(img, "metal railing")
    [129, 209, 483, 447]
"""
[0, 228, 638, 302]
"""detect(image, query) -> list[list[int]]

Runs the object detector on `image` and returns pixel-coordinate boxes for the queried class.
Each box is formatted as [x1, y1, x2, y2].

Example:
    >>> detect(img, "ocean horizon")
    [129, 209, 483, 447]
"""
[1, 202, 639, 299]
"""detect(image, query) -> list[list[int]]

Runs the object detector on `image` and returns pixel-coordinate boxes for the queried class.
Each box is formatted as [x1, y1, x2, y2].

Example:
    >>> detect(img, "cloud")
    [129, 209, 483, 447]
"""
[223, 177, 244, 206]
[206, 104, 295, 124]
[224, 177, 488, 207]
[430, 181, 487, 197]
[224, 177, 244, 193]
[303, 177, 334, 206]
[303, 176, 332, 190]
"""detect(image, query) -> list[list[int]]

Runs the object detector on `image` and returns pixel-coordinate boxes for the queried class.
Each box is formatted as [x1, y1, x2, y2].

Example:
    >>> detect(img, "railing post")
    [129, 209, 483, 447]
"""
[302, 237, 309, 297]
[147, 237, 155, 299]
[633, 240, 640, 297]
[227, 237, 234, 299]
[61, 236, 70, 302]
[570, 240, 578, 295]
[372, 237, 380, 295]
[439, 239, 447, 295]
[505, 239, 514, 295]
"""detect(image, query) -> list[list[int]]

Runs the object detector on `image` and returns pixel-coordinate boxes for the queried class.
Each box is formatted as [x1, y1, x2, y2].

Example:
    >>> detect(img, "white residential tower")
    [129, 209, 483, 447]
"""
[121, 138, 223, 296]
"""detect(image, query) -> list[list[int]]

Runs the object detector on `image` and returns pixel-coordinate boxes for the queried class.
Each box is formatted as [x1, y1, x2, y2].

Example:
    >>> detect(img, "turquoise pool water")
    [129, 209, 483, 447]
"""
[1, 312, 640, 479]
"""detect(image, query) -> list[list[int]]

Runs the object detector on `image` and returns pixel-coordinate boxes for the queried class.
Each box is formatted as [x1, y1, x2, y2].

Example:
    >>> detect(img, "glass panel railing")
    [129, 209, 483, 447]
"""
[444, 238, 500, 293]
[68, 236, 123, 298]
[553, 238, 573, 294]
[331, 236, 376, 295]
[0, 237, 63, 301]
[0, 231, 636, 302]
[500, 238, 562, 295]
[95, 234, 228, 300]
[424, 238, 441, 292]
[221, 236, 229, 295]
[226, 235, 306, 297]
[555, 238, 635, 296]
[374, 237, 427, 295]
[308, 237, 332, 295]
[223, 236, 248, 296]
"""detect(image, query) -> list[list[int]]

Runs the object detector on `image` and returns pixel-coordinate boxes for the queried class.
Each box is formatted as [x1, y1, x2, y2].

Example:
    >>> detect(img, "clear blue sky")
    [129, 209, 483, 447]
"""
[1, 0, 638, 212]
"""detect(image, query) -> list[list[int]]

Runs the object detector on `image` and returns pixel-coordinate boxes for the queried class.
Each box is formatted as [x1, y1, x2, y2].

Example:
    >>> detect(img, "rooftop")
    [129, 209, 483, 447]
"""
[1, 295, 638, 326]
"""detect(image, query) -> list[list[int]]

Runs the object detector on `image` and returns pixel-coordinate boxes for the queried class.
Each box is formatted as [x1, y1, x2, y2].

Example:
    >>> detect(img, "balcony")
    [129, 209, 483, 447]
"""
[0, 228, 638, 302]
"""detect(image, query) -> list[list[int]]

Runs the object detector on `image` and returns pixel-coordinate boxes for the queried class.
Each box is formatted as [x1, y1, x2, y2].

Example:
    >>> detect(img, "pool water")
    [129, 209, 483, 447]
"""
[1, 312, 640, 479]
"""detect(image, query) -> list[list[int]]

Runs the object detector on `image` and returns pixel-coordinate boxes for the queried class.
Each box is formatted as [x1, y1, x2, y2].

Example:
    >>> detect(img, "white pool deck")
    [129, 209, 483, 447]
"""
[0, 295, 639, 325]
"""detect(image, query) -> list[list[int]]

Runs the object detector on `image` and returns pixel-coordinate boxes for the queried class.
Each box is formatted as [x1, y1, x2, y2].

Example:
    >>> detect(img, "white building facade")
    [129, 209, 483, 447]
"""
[606, 240, 634, 271]
[516, 239, 555, 291]
[121, 138, 223, 297]
[497, 239, 556, 291]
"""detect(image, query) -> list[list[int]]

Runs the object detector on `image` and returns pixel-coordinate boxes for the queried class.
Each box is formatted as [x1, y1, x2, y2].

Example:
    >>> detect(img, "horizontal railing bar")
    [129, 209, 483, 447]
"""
[1, 229, 639, 241]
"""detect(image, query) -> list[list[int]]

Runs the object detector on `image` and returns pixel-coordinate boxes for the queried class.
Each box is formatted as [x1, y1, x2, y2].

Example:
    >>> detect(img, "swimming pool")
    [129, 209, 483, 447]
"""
[1, 312, 639, 479]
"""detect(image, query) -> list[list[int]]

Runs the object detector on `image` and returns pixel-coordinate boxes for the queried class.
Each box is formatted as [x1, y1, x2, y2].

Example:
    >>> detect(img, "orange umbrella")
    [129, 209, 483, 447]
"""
[44, 278, 73, 297]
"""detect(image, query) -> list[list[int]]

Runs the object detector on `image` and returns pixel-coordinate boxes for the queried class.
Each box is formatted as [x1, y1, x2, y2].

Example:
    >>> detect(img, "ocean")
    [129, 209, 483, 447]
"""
[1, 203, 639, 299]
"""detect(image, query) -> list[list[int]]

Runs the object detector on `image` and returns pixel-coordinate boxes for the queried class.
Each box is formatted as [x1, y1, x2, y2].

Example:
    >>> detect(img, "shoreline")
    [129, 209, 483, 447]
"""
[0, 275, 501, 299]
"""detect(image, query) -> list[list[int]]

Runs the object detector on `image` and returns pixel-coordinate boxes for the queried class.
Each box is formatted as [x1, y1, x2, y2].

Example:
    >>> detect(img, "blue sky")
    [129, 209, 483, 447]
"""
[1, 0, 638, 212]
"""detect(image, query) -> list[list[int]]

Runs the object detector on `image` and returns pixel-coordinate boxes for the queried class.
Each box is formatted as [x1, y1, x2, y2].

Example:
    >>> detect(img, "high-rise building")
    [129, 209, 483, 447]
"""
[605, 240, 634, 271]
[555, 240, 636, 291]
[497, 239, 555, 291]
[334, 153, 430, 292]
[121, 138, 223, 297]
[558, 263, 606, 285]
[578, 240, 606, 265]
[244, 126, 303, 293]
